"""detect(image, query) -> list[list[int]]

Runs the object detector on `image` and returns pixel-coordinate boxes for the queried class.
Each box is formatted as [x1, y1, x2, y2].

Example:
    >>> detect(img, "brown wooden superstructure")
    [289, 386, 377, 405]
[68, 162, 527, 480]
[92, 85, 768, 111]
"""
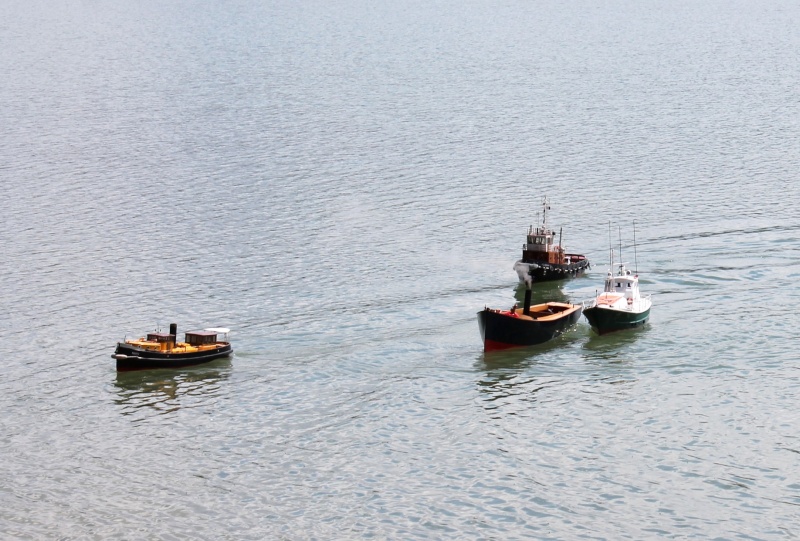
[513, 197, 590, 284]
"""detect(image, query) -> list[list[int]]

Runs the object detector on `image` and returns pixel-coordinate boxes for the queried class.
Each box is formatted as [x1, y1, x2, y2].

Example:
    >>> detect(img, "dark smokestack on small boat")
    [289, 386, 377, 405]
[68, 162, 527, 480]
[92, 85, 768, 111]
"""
[523, 287, 532, 316]
[169, 323, 177, 347]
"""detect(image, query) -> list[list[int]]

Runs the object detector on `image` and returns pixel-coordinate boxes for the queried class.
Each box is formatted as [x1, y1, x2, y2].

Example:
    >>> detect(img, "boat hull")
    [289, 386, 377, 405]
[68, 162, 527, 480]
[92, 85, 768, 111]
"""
[477, 304, 582, 351]
[113, 343, 233, 372]
[583, 306, 650, 335]
[514, 256, 590, 283]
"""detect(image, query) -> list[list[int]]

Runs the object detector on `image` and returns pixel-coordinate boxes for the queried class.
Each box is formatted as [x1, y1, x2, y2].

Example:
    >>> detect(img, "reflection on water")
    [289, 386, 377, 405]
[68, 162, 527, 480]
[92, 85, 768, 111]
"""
[479, 346, 540, 371]
[113, 358, 231, 415]
[581, 325, 648, 362]
[513, 281, 571, 305]
[475, 340, 564, 403]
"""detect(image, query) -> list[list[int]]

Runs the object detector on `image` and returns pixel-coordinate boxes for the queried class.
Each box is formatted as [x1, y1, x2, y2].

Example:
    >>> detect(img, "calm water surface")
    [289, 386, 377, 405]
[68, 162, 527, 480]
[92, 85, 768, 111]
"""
[2, 0, 800, 539]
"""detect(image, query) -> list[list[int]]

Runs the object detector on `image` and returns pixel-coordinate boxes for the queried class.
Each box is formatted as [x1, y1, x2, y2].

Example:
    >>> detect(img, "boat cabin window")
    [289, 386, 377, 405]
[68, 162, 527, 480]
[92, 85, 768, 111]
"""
[147, 332, 175, 343]
[185, 331, 218, 346]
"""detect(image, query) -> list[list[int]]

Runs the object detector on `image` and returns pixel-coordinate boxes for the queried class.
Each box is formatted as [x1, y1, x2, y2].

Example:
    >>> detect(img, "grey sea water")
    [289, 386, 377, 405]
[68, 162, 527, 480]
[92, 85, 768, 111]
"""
[2, 0, 800, 538]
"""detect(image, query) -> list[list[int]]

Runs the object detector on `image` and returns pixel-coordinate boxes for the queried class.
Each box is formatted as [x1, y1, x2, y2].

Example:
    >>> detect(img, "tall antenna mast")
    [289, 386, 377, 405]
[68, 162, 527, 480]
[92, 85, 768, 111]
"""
[541, 196, 549, 229]
[618, 225, 623, 269]
[607, 221, 612, 269]
[633, 220, 639, 275]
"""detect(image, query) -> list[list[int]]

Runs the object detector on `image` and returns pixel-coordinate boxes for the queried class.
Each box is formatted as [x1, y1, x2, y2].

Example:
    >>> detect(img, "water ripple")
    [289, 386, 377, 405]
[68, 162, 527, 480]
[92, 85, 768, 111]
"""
[3, 0, 800, 538]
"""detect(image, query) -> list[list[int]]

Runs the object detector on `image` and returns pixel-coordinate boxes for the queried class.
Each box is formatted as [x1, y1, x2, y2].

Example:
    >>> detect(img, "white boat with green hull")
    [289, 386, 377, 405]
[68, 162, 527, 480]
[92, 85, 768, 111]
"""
[583, 261, 651, 334]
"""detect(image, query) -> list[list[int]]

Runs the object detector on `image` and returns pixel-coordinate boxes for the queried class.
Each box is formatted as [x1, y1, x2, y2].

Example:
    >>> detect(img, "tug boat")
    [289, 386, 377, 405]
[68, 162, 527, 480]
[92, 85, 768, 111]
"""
[478, 287, 583, 351]
[583, 260, 651, 335]
[513, 197, 590, 284]
[112, 324, 233, 371]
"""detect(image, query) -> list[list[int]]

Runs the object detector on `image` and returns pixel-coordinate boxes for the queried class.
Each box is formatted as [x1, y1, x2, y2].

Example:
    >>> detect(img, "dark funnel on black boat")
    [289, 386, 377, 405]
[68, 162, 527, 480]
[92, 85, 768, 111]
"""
[523, 287, 532, 315]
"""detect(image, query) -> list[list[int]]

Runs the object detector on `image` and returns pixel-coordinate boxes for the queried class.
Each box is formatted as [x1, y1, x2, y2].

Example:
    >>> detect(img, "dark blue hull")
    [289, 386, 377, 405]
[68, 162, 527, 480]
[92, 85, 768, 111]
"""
[516, 256, 590, 283]
[478, 304, 582, 351]
[113, 343, 233, 371]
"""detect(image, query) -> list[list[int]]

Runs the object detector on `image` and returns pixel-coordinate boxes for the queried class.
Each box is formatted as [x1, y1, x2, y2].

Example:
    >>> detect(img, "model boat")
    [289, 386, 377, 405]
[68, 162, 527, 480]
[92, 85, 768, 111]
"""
[112, 324, 233, 371]
[513, 197, 590, 284]
[583, 226, 652, 335]
[583, 262, 651, 334]
[478, 287, 583, 351]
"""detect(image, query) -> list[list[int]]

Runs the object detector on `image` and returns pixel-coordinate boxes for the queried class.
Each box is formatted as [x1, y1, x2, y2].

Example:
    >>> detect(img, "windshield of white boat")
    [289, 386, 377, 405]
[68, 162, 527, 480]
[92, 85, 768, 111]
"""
[606, 276, 638, 294]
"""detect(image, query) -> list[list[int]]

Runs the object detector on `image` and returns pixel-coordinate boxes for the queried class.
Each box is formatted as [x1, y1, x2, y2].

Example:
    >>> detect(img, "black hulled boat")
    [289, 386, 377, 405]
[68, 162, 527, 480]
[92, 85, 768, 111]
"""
[113, 324, 233, 371]
[478, 287, 582, 352]
[513, 197, 590, 284]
